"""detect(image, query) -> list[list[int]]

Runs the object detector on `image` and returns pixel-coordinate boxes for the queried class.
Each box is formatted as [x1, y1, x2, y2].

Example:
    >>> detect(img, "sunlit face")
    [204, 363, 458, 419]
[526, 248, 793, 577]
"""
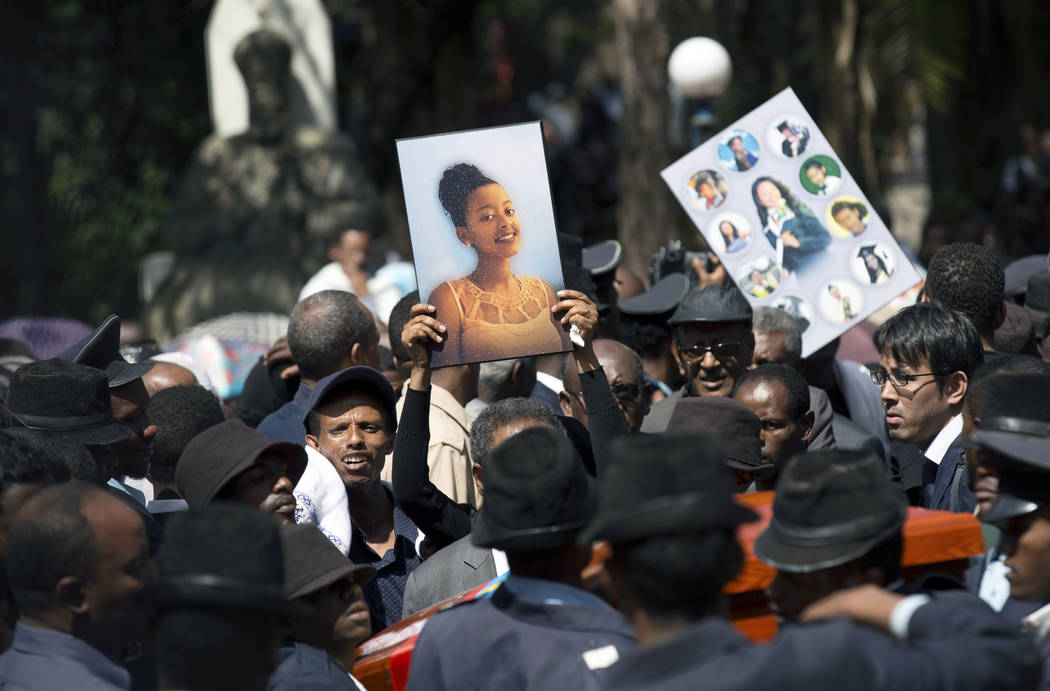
[672, 322, 753, 398]
[459, 184, 521, 258]
[307, 391, 394, 491]
[698, 182, 716, 200]
[834, 206, 866, 233]
[751, 331, 789, 369]
[755, 181, 782, 208]
[805, 165, 826, 187]
[734, 379, 808, 470]
[877, 352, 953, 447]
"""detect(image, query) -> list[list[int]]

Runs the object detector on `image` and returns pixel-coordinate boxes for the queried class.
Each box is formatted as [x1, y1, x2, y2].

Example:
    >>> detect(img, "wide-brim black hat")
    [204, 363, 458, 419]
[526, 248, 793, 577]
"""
[754, 450, 906, 573]
[959, 416, 1050, 471]
[151, 504, 310, 617]
[618, 273, 689, 317]
[580, 434, 757, 544]
[176, 419, 307, 507]
[472, 426, 596, 552]
[669, 285, 752, 325]
[666, 397, 773, 473]
[982, 472, 1050, 524]
[4, 358, 130, 446]
[58, 314, 153, 388]
[303, 366, 397, 433]
[280, 523, 375, 600]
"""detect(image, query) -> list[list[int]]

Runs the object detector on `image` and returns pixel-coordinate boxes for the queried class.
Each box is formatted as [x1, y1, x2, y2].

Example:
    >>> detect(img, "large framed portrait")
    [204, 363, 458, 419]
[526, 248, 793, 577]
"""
[396, 122, 572, 368]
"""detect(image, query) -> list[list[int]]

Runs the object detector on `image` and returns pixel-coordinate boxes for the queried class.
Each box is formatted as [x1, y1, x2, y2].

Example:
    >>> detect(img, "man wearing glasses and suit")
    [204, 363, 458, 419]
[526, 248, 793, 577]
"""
[872, 303, 984, 512]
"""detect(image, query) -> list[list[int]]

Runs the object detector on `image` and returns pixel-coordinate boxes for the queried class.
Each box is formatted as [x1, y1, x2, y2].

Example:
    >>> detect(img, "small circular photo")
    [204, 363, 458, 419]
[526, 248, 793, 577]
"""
[771, 294, 816, 333]
[826, 196, 871, 237]
[851, 243, 896, 285]
[767, 115, 811, 159]
[685, 169, 729, 212]
[818, 279, 864, 323]
[707, 212, 752, 254]
[736, 256, 781, 298]
[799, 155, 842, 196]
[717, 129, 762, 172]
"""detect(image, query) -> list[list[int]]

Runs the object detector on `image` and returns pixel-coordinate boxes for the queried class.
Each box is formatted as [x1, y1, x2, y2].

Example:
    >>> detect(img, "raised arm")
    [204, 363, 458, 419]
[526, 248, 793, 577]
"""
[391, 304, 474, 548]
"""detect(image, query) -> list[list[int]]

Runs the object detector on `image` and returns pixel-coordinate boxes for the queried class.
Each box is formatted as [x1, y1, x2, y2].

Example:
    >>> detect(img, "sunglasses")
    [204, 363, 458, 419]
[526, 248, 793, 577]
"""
[676, 341, 741, 361]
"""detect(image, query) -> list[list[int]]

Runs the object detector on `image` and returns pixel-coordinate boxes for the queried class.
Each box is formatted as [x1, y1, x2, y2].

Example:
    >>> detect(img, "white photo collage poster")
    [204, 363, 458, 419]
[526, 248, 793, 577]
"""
[661, 87, 920, 357]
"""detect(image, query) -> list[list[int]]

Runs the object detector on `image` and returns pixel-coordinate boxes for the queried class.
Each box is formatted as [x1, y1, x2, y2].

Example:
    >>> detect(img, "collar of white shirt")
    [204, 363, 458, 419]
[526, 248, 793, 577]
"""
[1023, 601, 1050, 644]
[924, 413, 963, 466]
[535, 371, 565, 395]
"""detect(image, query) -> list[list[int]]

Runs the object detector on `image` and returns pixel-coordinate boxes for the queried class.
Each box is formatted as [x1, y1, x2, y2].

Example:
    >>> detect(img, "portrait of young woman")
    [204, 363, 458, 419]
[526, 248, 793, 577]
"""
[426, 163, 571, 366]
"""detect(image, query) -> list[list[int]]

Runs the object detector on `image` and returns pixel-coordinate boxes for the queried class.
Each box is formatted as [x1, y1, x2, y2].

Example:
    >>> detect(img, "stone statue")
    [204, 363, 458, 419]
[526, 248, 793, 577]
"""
[145, 29, 381, 340]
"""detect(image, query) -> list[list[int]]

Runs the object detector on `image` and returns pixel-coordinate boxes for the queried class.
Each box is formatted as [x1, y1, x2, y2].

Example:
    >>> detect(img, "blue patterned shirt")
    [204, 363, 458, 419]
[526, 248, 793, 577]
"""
[348, 482, 422, 633]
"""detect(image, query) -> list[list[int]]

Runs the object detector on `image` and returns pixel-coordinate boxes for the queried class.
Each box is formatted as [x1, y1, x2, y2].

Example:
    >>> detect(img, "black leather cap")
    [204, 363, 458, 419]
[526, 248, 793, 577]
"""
[669, 285, 752, 325]
[618, 273, 690, 316]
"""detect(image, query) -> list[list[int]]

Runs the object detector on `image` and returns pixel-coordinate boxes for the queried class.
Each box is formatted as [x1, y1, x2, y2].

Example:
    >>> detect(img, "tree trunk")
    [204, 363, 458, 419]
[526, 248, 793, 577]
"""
[613, 0, 672, 278]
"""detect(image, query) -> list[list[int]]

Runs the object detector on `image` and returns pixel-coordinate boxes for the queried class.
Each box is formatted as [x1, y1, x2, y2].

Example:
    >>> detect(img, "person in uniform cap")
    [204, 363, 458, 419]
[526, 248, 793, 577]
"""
[405, 426, 635, 691]
[640, 284, 754, 433]
[269, 524, 375, 691]
[617, 273, 689, 404]
[150, 504, 308, 691]
[583, 239, 624, 339]
[755, 450, 908, 621]
[587, 434, 1040, 691]
[57, 314, 158, 496]
[176, 419, 306, 523]
[0, 484, 155, 691]
[973, 398, 1050, 689]
[665, 396, 773, 491]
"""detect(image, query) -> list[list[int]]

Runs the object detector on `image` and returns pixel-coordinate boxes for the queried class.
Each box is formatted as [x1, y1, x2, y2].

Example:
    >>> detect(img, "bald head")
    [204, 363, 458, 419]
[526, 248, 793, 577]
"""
[560, 339, 650, 433]
[143, 361, 198, 397]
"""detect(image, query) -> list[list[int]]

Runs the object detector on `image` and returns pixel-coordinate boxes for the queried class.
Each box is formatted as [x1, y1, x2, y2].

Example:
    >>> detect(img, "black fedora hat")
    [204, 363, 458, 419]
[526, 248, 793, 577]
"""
[303, 366, 398, 432]
[982, 473, 1050, 524]
[57, 314, 153, 388]
[669, 285, 752, 326]
[151, 504, 309, 616]
[666, 397, 773, 473]
[754, 450, 907, 573]
[176, 419, 307, 507]
[579, 434, 757, 544]
[472, 426, 595, 552]
[3, 359, 129, 446]
[280, 524, 375, 600]
[960, 416, 1050, 472]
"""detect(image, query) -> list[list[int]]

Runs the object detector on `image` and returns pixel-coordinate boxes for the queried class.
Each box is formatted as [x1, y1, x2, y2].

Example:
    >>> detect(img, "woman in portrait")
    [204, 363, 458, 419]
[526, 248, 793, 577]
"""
[857, 245, 891, 284]
[719, 220, 749, 253]
[827, 284, 857, 321]
[427, 163, 571, 364]
[751, 177, 831, 275]
[831, 200, 870, 236]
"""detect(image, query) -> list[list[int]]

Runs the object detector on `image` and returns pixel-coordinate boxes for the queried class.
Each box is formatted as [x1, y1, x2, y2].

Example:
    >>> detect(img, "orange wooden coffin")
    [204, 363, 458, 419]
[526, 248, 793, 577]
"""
[351, 491, 984, 691]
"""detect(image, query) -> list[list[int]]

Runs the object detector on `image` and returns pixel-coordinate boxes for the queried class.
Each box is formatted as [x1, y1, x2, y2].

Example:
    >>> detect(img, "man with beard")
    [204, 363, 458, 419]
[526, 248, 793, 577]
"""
[176, 419, 306, 524]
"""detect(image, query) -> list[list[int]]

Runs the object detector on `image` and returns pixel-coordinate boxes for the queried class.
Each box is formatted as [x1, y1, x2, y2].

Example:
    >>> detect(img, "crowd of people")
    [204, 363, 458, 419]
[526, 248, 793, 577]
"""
[0, 231, 1050, 690]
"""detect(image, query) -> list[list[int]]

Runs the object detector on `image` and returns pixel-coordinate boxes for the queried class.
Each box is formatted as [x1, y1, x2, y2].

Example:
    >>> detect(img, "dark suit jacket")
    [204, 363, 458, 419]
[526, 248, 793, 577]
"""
[401, 535, 497, 618]
[600, 591, 1039, 690]
[831, 413, 885, 465]
[528, 380, 560, 414]
[922, 442, 975, 513]
[406, 585, 635, 691]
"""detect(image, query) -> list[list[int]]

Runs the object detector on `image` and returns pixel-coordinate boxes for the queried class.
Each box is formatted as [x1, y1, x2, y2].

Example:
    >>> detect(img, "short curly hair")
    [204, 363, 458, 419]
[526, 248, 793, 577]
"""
[924, 242, 1004, 338]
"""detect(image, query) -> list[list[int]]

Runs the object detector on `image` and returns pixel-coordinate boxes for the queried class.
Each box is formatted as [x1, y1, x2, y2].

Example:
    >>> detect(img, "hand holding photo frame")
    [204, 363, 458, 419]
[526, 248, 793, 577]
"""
[396, 122, 571, 368]
[661, 88, 920, 356]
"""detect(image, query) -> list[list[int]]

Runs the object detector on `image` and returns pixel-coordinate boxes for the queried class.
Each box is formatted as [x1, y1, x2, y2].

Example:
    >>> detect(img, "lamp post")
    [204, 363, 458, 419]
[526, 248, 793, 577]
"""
[667, 37, 732, 148]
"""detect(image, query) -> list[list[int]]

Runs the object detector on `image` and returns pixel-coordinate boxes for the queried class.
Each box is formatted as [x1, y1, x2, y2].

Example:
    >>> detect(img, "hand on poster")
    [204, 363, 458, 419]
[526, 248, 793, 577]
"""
[551, 289, 601, 373]
[661, 88, 920, 357]
[401, 303, 446, 390]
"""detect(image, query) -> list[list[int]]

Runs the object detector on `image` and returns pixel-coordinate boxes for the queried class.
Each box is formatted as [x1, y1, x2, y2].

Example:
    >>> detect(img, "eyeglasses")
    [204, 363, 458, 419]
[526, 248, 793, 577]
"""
[676, 341, 741, 361]
[869, 366, 938, 388]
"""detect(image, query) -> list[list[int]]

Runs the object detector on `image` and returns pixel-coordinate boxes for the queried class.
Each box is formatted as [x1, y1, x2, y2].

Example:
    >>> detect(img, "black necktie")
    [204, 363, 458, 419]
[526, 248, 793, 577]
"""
[766, 229, 778, 248]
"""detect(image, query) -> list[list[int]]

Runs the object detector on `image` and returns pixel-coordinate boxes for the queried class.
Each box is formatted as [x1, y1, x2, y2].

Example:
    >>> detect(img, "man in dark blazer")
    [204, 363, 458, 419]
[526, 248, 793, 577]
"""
[404, 428, 635, 690]
[588, 434, 1040, 690]
[872, 303, 983, 512]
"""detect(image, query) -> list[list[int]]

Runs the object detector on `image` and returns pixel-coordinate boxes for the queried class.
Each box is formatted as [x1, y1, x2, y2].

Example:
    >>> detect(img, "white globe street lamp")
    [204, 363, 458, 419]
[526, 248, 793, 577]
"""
[667, 37, 732, 147]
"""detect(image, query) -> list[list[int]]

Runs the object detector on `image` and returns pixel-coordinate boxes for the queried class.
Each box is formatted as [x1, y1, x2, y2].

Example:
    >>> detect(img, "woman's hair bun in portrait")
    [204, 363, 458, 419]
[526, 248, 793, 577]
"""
[439, 163, 496, 227]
